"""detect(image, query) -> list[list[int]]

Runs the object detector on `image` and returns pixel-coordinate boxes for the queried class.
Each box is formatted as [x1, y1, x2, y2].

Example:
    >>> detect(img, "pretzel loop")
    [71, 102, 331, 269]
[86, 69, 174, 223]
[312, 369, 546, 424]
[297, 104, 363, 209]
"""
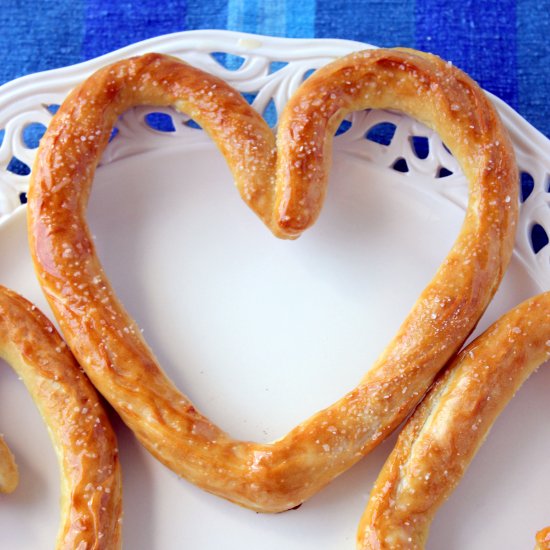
[28, 50, 518, 514]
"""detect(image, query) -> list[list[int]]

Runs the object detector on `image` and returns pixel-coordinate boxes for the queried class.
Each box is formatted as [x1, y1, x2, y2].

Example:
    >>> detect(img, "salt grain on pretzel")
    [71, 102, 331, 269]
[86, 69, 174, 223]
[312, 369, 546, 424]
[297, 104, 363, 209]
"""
[359, 291, 550, 550]
[28, 49, 517, 513]
[0, 286, 122, 549]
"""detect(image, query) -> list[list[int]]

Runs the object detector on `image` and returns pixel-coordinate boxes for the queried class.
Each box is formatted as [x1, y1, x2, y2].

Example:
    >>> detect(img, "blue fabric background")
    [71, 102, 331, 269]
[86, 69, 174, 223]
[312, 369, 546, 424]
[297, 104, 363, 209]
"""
[1, 0, 549, 138]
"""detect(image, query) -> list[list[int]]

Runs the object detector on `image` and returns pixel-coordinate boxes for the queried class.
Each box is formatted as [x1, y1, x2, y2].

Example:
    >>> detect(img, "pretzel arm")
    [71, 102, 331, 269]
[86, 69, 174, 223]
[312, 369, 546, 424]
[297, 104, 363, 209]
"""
[28, 50, 517, 514]
[358, 292, 550, 549]
[0, 286, 122, 549]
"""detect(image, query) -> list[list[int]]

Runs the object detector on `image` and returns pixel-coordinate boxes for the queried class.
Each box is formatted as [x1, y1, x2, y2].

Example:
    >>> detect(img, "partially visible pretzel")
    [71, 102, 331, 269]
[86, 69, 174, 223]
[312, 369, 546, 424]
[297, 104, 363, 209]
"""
[0, 435, 17, 494]
[0, 286, 122, 549]
[28, 49, 517, 513]
[359, 292, 550, 550]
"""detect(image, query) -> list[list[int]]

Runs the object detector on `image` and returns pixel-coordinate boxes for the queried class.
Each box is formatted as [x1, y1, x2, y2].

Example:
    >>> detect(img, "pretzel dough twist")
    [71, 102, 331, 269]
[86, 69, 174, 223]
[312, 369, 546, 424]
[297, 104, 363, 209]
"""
[28, 49, 517, 513]
[0, 286, 122, 548]
[359, 292, 550, 550]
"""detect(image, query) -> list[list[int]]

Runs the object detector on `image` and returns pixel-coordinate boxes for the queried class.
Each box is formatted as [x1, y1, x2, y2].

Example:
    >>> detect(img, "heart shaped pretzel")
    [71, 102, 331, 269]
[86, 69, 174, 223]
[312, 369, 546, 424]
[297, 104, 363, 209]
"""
[0, 286, 122, 549]
[27, 49, 517, 513]
[359, 291, 550, 549]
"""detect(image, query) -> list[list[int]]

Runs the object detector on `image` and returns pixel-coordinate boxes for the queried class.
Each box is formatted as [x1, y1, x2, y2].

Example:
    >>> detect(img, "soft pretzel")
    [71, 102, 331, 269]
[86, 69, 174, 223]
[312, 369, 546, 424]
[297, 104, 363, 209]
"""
[537, 528, 550, 550]
[359, 292, 550, 549]
[0, 286, 122, 549]
[27, 49, 517, 513]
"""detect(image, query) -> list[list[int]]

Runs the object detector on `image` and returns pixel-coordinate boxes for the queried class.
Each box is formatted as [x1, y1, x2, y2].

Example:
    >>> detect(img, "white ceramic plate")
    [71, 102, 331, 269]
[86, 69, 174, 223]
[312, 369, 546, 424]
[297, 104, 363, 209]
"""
[0, 31, 549, 550]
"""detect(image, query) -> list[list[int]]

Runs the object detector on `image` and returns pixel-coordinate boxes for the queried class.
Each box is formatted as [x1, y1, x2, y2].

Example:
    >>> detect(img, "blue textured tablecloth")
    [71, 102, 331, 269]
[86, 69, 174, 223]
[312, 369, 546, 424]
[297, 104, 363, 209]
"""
[1, 0, 549, 138]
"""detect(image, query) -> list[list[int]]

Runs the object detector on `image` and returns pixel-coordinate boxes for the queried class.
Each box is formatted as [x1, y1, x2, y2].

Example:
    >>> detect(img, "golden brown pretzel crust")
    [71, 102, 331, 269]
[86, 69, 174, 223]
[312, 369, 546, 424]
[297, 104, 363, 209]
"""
[0, 435, 18, 493]
[0, 286, 122, 549]
[537, 527, 550, 550]
[359, 292, 550, 549]
[28, 50, 517, 513]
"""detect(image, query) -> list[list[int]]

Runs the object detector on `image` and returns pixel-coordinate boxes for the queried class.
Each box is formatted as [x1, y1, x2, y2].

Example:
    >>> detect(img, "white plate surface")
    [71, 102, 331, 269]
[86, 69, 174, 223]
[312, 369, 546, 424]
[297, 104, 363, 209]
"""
[0, 31, 549, 550]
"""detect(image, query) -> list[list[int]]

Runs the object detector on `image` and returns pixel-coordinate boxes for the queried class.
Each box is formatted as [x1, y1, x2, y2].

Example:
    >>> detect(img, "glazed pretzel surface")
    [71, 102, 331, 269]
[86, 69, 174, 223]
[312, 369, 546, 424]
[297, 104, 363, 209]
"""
[0, 286, 122, 549]
[359, 292, 550, 550]
[28, 49, 517, 513]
